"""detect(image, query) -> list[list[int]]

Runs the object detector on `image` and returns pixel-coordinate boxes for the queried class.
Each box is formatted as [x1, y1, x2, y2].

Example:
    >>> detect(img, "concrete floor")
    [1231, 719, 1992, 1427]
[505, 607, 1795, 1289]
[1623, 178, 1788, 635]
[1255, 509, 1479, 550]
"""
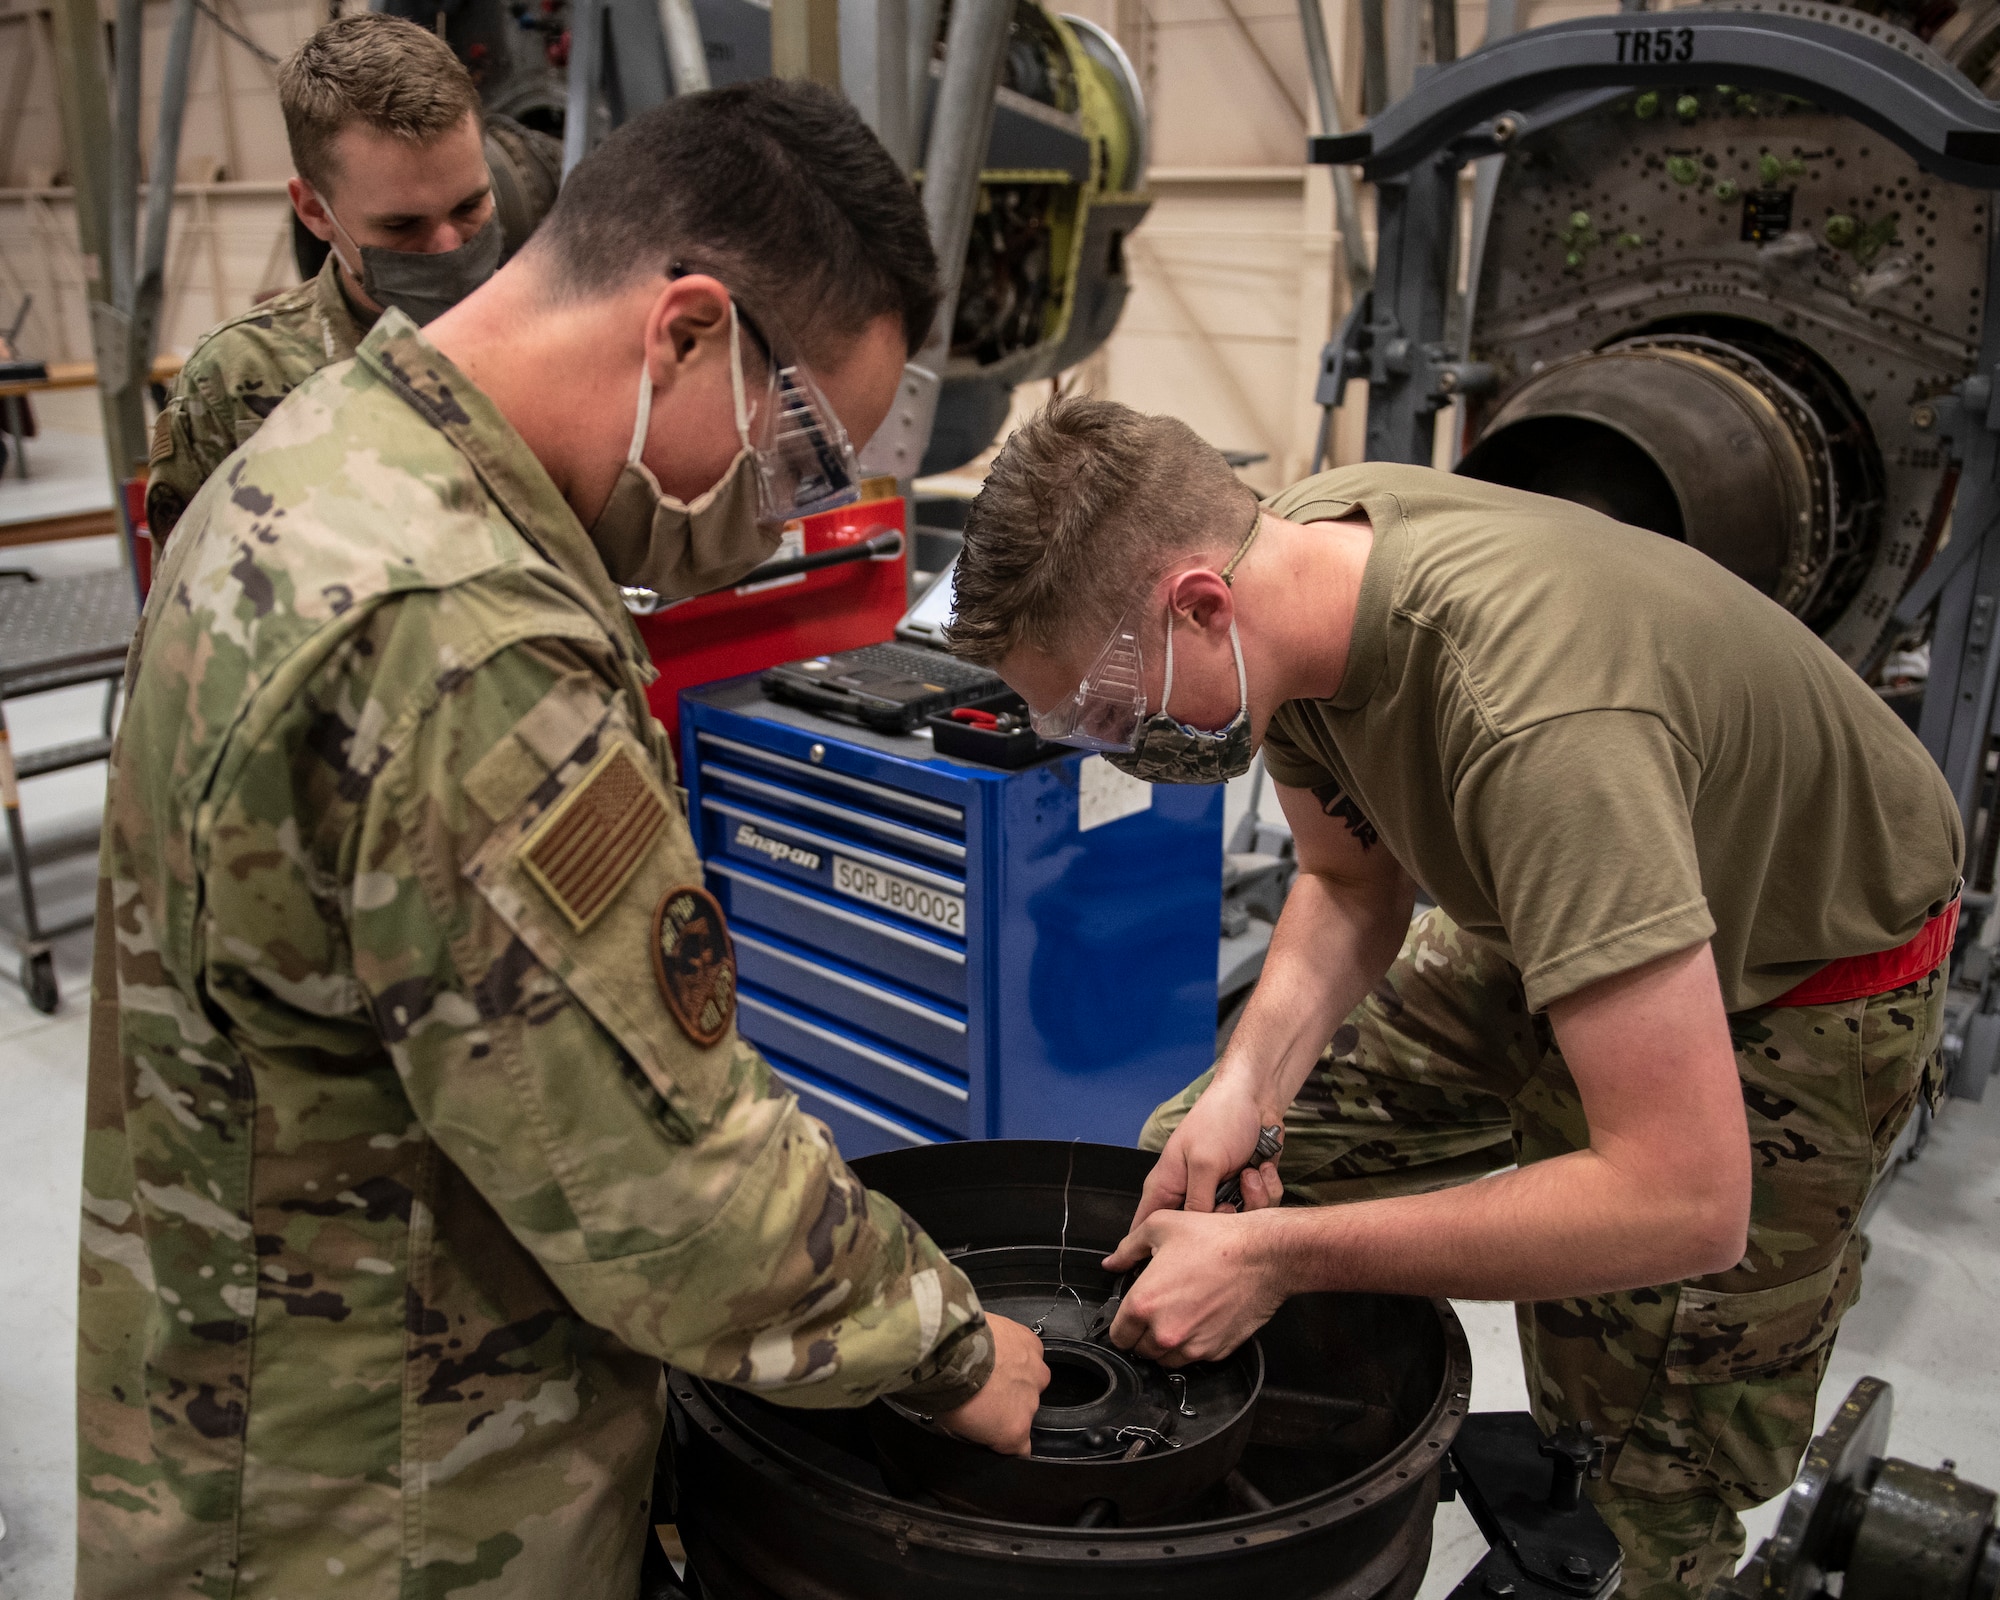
[2, 533, 1997, 1596]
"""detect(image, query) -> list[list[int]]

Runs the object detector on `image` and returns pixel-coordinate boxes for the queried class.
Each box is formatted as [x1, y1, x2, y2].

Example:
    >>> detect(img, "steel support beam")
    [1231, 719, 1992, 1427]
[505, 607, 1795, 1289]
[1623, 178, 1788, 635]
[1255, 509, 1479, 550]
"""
[906, 0, 943, 160]
[1297, 0, 1371, 299]
[563, 0, 606, 173]
[1457, 0, 1525, 465]
[842, 0, 914, 168]
[856, 0, 1011, 487]
[1385, 0, 1420, 103]
[1917, 223, 2000, 841]
[660, 0, 712, 94]
[134, 0, 196, 373]
[109, 0, 140, 317]
[1362, 154, 1457, 465]
[48, 0, 148, 533]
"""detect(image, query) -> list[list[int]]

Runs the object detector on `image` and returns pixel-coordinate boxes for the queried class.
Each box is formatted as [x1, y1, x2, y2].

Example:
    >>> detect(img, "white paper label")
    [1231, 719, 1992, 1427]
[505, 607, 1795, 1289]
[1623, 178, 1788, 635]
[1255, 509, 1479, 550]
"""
[832, 856, 966, 936]
[1077, 754, 1152, 832]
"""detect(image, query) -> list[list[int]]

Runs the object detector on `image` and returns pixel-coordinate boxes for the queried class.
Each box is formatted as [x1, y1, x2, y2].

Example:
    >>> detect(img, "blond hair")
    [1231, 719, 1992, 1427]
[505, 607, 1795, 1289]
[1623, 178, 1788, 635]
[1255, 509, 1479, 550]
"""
[279, 14, 482, 193]
[946, 397, 1256, 665]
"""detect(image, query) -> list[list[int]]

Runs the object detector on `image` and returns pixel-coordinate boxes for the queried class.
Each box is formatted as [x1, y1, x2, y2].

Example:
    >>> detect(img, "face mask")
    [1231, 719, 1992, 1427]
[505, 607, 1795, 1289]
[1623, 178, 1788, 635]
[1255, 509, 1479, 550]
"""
[326, 204, 502, 326]
[1103, 616, 1254, 785]
[588, 304, 783, 600]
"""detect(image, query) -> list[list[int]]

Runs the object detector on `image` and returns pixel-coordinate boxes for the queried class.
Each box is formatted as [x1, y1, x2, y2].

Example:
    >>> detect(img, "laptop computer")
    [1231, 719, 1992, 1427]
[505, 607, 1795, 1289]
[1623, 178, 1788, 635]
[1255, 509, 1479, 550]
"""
[760, 559, 1007, 734]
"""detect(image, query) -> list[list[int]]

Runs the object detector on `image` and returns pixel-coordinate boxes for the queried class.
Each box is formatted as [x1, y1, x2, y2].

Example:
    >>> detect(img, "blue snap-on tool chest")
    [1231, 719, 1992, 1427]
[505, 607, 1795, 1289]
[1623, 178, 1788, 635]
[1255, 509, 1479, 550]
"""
[680, 675, 1224, 1157]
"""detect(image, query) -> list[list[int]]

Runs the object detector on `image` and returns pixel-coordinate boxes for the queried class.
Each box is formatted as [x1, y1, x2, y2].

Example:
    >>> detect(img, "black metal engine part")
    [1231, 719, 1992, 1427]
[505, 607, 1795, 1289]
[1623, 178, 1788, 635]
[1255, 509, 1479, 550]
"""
[1454, 56, 1985, 670]
[868, 1243, 1264, 1524]
[1710, 1377, 2000, 1600]
[1457, 330, 1874, 626]
[664, 1139, 1473, 1599]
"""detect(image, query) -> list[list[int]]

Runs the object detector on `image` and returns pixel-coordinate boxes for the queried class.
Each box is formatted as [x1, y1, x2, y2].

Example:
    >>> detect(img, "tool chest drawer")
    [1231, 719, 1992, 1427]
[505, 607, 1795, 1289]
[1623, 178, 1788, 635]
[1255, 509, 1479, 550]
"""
[767, 1058, 947, 1152]
[683, 675, 1223, 1157]
[705, 860, 969, 1004]
[737, 990, 971, 1133]
[732, 927, 969, 1071]
[698, 760, 967, 868]
[698, 796, 970, 944]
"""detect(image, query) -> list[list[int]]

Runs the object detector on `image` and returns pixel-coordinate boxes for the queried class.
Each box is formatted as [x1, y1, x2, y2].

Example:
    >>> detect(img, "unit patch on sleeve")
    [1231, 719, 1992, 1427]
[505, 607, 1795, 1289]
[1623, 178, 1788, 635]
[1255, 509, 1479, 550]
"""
[520, 743, 668, 931]
[652, 885, 737, 1047]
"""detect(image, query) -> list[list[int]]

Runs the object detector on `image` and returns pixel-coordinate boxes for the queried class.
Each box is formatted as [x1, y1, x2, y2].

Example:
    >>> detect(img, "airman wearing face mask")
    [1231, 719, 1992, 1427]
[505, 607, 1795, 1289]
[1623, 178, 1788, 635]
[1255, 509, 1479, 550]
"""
[85, 83, 1054, 1600]
[145, 15, 536, 542]
[951, 396, 1965, 1600]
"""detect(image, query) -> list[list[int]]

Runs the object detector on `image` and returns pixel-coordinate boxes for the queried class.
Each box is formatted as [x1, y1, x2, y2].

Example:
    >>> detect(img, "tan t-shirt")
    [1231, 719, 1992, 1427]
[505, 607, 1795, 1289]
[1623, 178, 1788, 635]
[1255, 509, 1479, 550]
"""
[1259, 464, 1962, 1013]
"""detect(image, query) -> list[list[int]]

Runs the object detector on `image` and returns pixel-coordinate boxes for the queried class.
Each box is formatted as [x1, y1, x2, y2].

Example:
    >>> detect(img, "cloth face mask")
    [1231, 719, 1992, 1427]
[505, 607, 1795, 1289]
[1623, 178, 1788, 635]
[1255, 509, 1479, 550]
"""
[1103, 617, 1254, 785]
[326, 204, 503, 327]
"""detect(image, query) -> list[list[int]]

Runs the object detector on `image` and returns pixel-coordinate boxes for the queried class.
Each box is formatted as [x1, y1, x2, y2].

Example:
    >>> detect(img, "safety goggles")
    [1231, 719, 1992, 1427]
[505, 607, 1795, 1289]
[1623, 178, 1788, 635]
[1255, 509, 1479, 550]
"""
[665, 262, 863, 524]
[1029, 611, 1151, 752]
[1027, 505, 1265, 751]
[732, 302, 862, 524]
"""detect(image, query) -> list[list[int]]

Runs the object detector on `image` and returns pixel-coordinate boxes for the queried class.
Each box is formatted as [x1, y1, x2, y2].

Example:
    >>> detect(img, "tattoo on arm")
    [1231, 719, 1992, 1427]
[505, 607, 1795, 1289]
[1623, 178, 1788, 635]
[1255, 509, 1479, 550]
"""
[1311, 781, 1378, 849]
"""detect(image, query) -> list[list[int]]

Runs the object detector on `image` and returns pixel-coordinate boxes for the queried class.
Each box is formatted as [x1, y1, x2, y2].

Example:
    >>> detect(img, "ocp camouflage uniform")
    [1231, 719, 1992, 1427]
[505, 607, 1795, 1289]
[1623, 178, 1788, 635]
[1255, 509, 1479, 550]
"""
[144, 253, 374, 542]
[81, 309, 993, 1598]
[1142, 907, 1947, 1598]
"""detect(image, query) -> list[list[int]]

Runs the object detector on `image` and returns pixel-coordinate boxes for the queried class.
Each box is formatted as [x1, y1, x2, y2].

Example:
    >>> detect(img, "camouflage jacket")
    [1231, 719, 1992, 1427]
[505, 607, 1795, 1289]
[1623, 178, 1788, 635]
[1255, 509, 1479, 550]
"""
[81, 311, 993, 1599]
[144, 254, 376, 541]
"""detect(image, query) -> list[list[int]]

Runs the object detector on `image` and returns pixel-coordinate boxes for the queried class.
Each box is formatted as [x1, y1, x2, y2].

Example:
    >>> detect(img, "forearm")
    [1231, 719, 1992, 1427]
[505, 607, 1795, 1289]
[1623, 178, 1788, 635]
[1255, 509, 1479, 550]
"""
[1249, 1141, 1746, 1302]
[1217, 867, 1413, 1115]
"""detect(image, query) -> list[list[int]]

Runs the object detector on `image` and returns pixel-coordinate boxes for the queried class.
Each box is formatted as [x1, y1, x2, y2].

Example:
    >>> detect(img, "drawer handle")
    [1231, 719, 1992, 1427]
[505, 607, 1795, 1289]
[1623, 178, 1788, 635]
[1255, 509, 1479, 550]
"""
[734, 932, 967, 1034]
[770, 1067, 940, 1147]
[741, 996, 969, 1103]
[705, 799, 964, 893]
[695, 733, 963, 824]
[701, 765, 967, 860]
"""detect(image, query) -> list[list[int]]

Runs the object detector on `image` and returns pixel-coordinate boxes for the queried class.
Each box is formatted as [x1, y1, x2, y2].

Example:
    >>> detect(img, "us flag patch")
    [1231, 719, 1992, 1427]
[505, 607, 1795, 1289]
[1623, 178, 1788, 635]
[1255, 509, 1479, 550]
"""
[520, 744, 667, 931]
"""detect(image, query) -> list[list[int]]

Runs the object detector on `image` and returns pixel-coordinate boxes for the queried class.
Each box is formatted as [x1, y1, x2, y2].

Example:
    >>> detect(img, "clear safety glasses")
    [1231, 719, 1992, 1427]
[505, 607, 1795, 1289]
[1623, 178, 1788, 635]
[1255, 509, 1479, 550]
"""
[735, 304, 862, 524]
[1029, 609, 1151, 752]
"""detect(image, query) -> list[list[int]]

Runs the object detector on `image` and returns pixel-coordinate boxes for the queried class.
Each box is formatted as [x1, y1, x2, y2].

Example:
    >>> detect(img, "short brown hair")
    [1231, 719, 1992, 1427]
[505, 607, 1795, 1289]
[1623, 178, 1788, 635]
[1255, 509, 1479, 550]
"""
[279, 14, 482, 193]
[947, 398, 1256, 665]
[525, 82, 939, 360]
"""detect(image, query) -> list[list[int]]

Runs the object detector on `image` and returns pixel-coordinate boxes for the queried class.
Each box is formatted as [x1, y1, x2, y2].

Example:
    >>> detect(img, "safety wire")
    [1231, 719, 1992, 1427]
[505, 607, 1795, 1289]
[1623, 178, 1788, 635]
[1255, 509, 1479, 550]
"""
[1030, 1139, 1085, 1337]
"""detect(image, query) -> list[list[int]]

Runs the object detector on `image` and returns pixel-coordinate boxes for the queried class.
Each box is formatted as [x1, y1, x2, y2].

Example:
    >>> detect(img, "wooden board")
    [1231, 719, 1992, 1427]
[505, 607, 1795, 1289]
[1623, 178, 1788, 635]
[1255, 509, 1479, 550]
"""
[0, 509, 119, 547]
[0, 355, 185, 399]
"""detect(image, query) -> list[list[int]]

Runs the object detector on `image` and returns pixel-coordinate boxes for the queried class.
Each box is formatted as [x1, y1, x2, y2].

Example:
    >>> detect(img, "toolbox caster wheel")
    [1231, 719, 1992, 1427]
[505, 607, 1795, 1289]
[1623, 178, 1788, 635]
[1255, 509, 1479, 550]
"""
[22, 950, 57, 1014]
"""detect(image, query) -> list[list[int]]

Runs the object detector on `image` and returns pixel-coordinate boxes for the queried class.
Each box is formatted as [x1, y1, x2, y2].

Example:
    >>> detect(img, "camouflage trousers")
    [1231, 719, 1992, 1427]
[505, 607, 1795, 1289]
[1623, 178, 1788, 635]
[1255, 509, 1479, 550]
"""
[1139, 909, 1947, 1599]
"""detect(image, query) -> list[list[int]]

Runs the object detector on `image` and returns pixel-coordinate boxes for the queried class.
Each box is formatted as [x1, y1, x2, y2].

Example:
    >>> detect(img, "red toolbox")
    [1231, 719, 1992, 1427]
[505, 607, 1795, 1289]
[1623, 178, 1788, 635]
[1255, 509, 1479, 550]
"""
[635, 484, 911, 744]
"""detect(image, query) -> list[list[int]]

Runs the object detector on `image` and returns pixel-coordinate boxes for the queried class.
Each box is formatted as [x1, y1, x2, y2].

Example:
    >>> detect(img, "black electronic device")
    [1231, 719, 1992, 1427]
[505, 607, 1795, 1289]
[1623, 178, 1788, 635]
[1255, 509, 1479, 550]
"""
[760, 560, 1007, 734]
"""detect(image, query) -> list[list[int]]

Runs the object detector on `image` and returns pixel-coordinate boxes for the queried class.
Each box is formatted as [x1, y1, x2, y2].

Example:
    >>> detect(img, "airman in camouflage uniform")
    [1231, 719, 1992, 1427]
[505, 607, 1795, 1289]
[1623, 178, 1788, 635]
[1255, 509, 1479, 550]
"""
[88, 73, 1044, 1595]
[1142, 909, 1947, 1598]
[81, 304, 1000, 1597]
[145, 12, 526, 543]
[144, 253, 373, 541]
